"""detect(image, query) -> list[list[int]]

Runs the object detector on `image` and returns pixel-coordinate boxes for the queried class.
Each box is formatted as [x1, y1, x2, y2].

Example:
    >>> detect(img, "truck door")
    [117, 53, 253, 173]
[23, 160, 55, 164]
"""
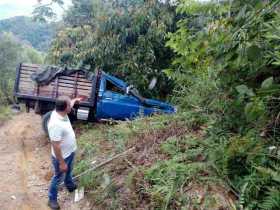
[97, 79, 141, 120]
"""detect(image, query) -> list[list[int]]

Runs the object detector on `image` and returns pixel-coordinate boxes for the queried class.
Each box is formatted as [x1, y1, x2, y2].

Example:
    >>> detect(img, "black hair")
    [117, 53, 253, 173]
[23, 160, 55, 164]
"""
[55, 98, 68, 112]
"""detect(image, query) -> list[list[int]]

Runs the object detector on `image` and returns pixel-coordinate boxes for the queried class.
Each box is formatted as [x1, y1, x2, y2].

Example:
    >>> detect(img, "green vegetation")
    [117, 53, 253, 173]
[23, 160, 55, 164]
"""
[67, 0, 280, 209]
[45, 0, 176, 98]
[0, 32, 44, 106]
[165, 0, 280, 209]
[0, 16, 47, 122]
[0, 106, 12, 123]
[0, 16, 57, 52]
[73, 112, 234, 209]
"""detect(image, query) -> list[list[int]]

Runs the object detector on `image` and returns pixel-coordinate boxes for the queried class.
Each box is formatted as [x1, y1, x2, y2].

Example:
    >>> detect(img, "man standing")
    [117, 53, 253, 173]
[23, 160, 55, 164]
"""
[47, 96, 81, 210]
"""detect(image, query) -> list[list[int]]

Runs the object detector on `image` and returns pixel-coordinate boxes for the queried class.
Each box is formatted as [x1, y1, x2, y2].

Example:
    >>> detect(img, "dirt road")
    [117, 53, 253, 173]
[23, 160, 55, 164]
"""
[0, 112, 90, 210]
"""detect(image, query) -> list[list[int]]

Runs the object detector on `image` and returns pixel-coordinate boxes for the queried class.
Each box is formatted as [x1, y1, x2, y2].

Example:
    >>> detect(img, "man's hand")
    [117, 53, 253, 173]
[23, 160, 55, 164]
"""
[51, 141, 68, 172]
[70, 97, 83, 108]
[59, 160, 68, 173]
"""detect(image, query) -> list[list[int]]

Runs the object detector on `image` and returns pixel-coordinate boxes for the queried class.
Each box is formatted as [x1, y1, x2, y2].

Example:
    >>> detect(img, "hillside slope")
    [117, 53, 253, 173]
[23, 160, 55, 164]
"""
[74, 112, 236, 210]
[0, 16, 57, 51]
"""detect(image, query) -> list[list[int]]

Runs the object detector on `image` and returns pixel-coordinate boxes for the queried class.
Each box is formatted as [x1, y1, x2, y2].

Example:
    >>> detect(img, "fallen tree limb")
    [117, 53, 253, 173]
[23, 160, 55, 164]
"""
[73, 147, 135, 181]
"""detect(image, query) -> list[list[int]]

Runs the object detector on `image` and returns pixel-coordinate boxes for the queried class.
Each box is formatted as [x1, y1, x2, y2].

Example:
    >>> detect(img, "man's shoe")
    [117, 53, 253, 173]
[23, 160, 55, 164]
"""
[67, 184, 77, 193]
[48, 200, 60, 210]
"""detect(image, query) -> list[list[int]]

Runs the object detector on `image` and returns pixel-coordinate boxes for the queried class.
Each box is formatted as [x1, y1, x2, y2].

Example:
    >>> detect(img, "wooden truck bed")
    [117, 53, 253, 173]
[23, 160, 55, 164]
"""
[15, 63, 93, 103]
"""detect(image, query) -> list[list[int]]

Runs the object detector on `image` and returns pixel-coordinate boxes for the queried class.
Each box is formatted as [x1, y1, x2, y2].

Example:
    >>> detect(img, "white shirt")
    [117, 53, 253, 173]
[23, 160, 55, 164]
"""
[48, 111, 77, 159]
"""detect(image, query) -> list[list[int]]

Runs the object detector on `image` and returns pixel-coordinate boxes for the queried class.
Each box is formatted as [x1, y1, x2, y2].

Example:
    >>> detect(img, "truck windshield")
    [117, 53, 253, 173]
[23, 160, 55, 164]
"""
[106, 80, 124, 94]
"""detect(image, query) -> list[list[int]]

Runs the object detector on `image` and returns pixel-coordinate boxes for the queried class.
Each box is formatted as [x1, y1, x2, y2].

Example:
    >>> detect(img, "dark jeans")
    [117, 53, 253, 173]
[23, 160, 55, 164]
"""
[48, 152, 76, 201]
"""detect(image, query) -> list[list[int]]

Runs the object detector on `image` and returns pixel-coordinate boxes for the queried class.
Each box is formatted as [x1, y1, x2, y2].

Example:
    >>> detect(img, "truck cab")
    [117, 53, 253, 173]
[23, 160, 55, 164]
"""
[95, 73, 175, 120]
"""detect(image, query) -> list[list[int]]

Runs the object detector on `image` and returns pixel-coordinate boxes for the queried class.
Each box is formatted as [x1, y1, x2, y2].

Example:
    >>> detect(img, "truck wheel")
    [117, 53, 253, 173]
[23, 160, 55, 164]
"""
[42, 111, 52, 137]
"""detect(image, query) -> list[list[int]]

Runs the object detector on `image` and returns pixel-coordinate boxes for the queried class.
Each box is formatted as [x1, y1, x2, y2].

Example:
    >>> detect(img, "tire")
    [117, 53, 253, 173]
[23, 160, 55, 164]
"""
[42, 111, 52, 137]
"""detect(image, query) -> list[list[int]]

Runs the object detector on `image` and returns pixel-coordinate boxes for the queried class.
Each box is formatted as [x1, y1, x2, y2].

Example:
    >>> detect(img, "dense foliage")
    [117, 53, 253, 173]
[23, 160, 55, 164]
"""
[0, 16, 57, 51]
[167, 0, 280, 209]
[0, 33, 43, 105]
[46, 0, 176, 98]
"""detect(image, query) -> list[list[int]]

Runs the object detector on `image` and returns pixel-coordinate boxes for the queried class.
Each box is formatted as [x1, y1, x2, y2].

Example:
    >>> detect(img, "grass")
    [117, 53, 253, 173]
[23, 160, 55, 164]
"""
[0, 106, 12, 123]
[71, 111, 236, 209]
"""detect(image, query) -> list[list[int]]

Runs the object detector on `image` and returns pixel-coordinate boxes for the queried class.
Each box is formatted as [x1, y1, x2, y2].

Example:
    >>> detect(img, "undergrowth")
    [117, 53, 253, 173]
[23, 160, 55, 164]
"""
[0, 106, 12, 123]
[73, 112, 237, 210]
[74, 105, 280, 210]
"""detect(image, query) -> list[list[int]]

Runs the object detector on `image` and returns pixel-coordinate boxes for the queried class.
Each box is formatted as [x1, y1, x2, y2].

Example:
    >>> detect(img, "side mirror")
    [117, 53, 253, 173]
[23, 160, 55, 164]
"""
[126, 85, 134, 95]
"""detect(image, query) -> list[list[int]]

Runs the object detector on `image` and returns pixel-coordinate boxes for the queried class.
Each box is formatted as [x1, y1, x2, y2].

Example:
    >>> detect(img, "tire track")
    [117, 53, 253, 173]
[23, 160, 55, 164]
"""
[0, 113, 49, 210]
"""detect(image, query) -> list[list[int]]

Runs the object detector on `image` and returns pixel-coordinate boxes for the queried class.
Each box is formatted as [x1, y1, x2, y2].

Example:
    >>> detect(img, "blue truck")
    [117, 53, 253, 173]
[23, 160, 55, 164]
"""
[14, 63, 175, 123]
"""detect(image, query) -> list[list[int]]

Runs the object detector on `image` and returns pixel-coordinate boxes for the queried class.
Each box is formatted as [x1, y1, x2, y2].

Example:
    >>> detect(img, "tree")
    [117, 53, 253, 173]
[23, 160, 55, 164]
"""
[44, 0, 176, 98]
[0, 33, 44, 105]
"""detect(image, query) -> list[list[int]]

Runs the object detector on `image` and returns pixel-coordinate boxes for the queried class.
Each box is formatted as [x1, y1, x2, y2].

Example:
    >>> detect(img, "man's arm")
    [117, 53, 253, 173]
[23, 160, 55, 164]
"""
[70, 97, 83, 109]
[52, 141, 68, 172]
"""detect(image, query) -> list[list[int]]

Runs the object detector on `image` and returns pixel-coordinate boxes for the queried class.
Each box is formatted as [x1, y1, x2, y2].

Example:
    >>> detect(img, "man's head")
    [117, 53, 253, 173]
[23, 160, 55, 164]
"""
[55, 96, 71, 115]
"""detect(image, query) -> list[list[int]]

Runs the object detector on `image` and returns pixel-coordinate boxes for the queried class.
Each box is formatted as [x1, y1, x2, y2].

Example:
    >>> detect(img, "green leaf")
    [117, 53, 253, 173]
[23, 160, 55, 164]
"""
[261, 77, 274, 89]
[236, 85, 255, 97]
[244, 99, 265, 121]
[247, 45, 261, 61]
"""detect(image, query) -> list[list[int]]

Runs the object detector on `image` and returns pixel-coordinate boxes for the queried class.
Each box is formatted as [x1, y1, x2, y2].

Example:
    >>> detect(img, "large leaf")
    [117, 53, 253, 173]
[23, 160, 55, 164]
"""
[261, 77, 274, 89]
[236, 85, 255, 97]
[247, 45, 261, 61]
[244, 99, 265, 121]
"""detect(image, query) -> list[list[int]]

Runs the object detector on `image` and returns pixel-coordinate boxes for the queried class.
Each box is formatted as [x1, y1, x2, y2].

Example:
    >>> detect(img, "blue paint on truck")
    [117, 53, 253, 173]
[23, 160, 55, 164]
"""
[95, 72, 175, 120]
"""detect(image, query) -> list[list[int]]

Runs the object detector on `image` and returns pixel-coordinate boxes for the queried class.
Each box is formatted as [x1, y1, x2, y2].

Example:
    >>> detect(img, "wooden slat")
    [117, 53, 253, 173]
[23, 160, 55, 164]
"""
[39, 85, 91, 95]
[38, 82, 91, 91]
[20, 71, 92, 84]
[19, 88, 35, 94]
[20, 66, 90, 77]
[19, 76, 92, 89]
[18, 78, 92, 88]
[59, 75, 89, 80]
[18, 90, 91, 102]
[56, 83, 91, 90]
[19, 81, 90, 92]
[20, 73, 35, 78]
[21, 65, 38, 70]
[21, 63, 41, 68]
[20, 71, 34, 75]
[19, 82, 35, 88]
[21, 64, 91, 78]
[19, 89, 90, 99]
[57, 78, 92, 87]
[20, 74, 32, 78]
[20, 77, 32, 82]
[19, 78, 92, 92]
[56, 92, 75, 98]
[19, 86, 35, 91]
[60, 82, 92, 88]
[19, 85, 36, 91]
[19, 82, 36, 88]
[19, 78, 33, 84]
[21, 67, 38, 72]
[56, 92, 90, 100]
[21, 66, 89, 79]
[58, 87, 90, 94]
[38, 90, 55, 98]
[19, 79, 36, 84]
[19, 87, 36, 94]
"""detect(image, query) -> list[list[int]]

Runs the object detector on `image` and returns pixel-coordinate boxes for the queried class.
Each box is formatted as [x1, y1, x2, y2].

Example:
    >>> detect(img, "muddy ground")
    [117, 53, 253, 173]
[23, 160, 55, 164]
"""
[0, 112, 90, 210]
